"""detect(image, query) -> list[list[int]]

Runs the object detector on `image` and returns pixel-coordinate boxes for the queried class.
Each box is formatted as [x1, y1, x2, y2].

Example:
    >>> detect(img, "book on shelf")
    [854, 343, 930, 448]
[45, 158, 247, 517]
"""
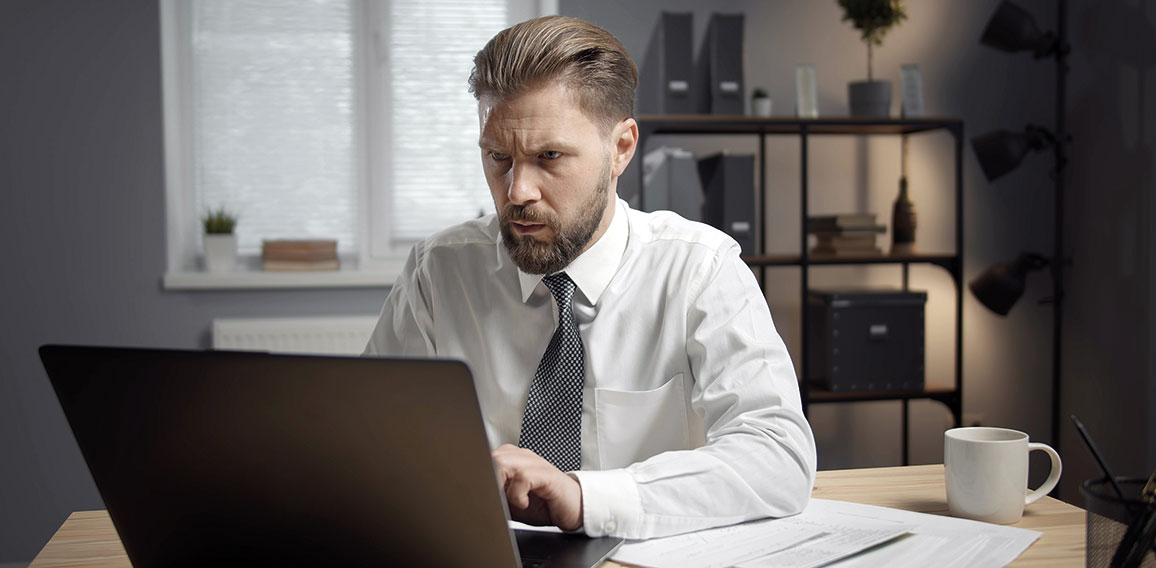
[808, 213, 885, 256]
[813, 233, 879, 250]
[808, 225, 887, 236]
[810, 245, 884, 257]
[262, 259, 341, 271]
[807, 213, 881, 233]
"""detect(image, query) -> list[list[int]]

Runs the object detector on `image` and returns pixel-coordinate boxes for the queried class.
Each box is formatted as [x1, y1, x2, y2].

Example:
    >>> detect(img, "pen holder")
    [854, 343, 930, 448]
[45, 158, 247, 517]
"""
[1080, 477, 1156, 568]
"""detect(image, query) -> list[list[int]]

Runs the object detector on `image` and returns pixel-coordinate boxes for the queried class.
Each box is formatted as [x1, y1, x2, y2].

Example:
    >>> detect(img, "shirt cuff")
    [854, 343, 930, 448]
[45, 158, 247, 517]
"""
[570, 468, 643, 538]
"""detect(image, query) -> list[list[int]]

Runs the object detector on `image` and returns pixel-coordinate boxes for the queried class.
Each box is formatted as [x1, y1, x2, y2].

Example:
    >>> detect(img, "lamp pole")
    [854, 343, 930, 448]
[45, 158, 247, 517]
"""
[1049, 0, 1070, 458]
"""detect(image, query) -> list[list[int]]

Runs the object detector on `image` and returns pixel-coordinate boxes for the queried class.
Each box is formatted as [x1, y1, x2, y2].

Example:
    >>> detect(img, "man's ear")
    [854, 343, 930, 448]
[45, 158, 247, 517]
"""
[610, 118, 638, 178]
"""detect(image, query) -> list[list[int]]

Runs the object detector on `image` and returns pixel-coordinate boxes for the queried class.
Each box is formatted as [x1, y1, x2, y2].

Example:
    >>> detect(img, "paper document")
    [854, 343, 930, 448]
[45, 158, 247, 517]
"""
[611, 500, 910, 568]
[508, 520, 563, 533]
[814, 500, 1042, 568]
[610, 499, 1041, 568]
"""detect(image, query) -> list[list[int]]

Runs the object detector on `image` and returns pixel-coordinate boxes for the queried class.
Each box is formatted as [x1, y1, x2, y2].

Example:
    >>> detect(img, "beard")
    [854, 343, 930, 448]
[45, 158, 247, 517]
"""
[498, 162, 612, 275]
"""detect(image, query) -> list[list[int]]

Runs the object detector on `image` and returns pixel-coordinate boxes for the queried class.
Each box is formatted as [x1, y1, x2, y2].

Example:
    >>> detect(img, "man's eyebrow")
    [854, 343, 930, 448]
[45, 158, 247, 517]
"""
[477, 137, 580, 153]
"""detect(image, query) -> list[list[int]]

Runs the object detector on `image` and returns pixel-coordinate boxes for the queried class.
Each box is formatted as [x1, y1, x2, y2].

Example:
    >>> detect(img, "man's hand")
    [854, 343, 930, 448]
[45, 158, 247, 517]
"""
[492, 444, 583, 531]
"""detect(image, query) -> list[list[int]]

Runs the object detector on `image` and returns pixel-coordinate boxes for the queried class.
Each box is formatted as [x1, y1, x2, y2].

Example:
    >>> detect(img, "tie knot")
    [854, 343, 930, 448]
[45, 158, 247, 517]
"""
[542, 273, 575, 308]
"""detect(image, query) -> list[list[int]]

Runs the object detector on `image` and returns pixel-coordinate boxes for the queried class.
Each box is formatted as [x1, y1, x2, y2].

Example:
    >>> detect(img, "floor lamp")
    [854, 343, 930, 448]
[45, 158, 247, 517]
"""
[969, 0, 1070, 453]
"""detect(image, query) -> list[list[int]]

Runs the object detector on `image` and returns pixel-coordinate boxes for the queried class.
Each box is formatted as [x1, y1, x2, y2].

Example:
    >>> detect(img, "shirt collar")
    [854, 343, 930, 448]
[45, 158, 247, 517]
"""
[516, 198, 628, 305]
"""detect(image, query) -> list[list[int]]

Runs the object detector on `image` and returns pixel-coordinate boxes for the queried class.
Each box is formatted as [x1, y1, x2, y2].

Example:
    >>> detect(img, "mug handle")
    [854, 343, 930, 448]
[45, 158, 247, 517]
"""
[1025, 442, 1063, 506]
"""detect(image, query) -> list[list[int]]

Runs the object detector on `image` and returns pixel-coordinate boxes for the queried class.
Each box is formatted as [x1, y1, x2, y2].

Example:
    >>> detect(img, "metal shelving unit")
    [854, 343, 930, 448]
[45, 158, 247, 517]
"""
[636, 115, 965, 465]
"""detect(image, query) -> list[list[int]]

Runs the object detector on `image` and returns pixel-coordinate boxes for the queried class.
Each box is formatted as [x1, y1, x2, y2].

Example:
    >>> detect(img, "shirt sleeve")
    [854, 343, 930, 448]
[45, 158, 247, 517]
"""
[572, 240, 817, 539]
[363, 244, 437, 357]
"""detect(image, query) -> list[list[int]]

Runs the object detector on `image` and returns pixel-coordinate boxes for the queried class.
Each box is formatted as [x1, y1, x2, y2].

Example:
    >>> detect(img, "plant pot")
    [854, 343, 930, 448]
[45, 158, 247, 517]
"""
[752, 97, 773, 117]
[203, 234, 237, 272]
[848, 80, 892, 117]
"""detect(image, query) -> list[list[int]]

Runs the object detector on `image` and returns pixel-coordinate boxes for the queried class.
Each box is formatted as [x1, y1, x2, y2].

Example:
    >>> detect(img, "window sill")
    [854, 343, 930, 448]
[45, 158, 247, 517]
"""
[163, 264, 400, 291]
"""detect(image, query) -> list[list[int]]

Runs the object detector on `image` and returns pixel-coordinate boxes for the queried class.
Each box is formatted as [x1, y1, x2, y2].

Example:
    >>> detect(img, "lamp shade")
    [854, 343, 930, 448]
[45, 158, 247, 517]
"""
[969, 253, 1048, 315]
[980, 1, 1055, 56]
[971, 127, 1050, 181]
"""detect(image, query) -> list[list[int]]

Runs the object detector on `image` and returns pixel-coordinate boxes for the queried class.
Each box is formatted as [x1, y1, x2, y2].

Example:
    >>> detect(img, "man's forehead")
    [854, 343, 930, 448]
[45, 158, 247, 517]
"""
[477, 86, 600, 146]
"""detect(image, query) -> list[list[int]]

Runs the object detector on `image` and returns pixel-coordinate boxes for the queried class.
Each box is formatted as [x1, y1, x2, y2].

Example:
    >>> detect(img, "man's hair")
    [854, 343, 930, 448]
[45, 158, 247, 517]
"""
[469, 16, 637, 133]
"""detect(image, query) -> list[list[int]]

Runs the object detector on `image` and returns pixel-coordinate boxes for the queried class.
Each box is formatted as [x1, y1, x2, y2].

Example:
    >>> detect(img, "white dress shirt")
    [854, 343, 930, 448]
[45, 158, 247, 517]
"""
[365, 198, 817, 539]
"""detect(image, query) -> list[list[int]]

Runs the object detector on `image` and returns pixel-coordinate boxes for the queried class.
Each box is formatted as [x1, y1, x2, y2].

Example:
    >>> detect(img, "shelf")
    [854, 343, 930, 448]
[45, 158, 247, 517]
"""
[634, 113, 965, 466]
[805, 383, 957, 404]
[637, 115, 963, 136]
[742, 252, 957, 267]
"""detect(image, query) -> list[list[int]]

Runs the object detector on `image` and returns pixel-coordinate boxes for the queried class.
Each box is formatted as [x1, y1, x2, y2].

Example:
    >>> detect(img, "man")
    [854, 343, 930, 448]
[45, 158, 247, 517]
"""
[364, 15, 816, 540]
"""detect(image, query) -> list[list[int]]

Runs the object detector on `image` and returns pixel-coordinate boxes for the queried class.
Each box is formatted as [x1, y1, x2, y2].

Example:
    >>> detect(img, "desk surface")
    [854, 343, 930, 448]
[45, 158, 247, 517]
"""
[809, 464, 1086, 566]
[31, 464, 1085, 567]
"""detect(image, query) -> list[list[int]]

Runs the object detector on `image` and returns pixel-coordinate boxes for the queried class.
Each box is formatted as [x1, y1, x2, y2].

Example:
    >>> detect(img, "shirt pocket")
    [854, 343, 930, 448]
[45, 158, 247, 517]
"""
[594, 374, 692, 470]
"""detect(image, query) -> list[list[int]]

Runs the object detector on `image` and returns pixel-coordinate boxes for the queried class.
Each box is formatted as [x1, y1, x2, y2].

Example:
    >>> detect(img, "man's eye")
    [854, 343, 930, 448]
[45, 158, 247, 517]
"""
[489, 151, 510, 161]
[541, 150, 562, 160]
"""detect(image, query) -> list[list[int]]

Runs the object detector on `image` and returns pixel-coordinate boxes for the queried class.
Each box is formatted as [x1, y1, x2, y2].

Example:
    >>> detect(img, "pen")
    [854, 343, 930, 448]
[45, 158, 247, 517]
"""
[1070, 414, 1125, 500]
[1108, 473, 1156, 568]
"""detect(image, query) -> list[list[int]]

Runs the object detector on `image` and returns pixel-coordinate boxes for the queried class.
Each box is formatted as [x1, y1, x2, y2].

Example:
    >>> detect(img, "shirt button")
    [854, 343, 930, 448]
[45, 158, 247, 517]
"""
[603, 521, 617, 533]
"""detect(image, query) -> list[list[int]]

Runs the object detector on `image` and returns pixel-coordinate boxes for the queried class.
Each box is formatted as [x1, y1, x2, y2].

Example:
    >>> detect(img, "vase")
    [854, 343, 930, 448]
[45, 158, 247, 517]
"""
[203, 234, 237, 272]
[891, 177, 917, 254]
[752, 97, 773, 117]
[848, 80, 892, 117]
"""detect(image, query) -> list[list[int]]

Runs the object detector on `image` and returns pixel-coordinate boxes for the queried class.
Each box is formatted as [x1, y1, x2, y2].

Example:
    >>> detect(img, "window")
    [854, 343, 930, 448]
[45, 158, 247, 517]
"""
[162, 0, 544, 281]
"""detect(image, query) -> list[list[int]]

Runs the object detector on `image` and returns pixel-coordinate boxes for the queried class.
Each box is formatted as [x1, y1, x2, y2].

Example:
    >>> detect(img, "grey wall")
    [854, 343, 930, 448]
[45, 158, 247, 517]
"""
[562, 0, 1155, 511]
[0, 1, 388, 562]
[1, 0, 1152, 563]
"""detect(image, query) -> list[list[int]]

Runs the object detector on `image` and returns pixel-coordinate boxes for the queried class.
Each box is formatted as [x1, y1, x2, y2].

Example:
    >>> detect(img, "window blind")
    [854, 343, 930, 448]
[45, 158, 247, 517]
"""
[183, 0, 509, 259]
[386, 0, 507, 243]
[191, 0, 357, 256]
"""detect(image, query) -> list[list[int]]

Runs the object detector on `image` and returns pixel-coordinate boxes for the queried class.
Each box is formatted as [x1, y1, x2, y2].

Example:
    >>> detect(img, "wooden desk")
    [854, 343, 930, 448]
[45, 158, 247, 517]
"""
[31, 464, 1085, 567]
[810, 464, 1086, 566]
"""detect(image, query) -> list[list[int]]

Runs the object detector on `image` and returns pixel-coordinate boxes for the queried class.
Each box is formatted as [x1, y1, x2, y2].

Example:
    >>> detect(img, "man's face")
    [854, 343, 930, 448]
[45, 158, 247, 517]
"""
[478, 83, 630, 275]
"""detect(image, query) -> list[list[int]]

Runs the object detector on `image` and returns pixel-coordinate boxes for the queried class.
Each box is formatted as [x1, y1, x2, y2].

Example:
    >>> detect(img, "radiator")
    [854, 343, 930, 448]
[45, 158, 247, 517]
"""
[211, 316, 380, 355]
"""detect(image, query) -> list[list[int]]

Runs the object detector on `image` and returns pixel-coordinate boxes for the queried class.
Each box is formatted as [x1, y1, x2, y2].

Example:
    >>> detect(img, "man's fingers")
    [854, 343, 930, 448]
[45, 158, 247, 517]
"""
[492, 444, 521, 487]
[505, 475, 534, 509]
[490, 445, 582, 530]
[494, 445, 529, 506]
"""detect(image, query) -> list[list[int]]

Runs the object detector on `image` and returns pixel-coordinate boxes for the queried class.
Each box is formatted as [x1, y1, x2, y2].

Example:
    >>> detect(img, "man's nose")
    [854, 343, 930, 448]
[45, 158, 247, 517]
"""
[508, 162, 542, 206]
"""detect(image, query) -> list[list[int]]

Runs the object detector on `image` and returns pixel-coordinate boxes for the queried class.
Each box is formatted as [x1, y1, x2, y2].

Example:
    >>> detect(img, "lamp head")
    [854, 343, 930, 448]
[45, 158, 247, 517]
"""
[980, 1, 1056, 57]
[969, 253, 1049, 315]
[971, 125, 1053, 181]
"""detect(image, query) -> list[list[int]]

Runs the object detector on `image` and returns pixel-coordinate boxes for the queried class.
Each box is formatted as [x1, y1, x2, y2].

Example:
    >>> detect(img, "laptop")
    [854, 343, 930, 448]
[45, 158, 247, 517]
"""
[39, 345, 622, 567]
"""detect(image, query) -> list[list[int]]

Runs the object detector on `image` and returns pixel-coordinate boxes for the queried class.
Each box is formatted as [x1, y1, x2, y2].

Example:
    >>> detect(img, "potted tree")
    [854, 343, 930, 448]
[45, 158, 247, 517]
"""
[838, 0, 907, 117]
[202, 206, 238, 272]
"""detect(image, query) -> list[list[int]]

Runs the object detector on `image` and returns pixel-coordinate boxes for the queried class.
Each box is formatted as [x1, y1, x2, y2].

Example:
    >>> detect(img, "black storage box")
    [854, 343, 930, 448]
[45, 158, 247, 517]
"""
[807, 288, 927, 392]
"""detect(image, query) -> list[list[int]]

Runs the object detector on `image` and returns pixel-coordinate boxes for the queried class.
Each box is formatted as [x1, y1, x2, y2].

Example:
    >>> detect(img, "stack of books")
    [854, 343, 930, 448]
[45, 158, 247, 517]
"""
[261, 239, 340, 271]
[807, 214, 885, 256]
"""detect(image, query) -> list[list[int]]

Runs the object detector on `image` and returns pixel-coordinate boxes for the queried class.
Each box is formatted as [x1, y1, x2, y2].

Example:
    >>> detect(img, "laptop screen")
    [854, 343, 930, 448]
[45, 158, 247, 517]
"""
[41, 346, 525, 567]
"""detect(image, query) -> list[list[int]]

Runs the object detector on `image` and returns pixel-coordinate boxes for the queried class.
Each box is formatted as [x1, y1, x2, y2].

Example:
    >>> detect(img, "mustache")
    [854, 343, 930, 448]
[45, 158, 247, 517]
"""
[501, 204, 554, 225]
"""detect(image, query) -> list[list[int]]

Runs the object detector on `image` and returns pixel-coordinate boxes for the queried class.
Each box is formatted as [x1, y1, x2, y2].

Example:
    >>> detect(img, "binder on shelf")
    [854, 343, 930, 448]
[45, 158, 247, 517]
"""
[642, 147, 704, 221]
[698, 153, 756, 255]
[695, 13, 745, 115]
[638, 12, 695, 115]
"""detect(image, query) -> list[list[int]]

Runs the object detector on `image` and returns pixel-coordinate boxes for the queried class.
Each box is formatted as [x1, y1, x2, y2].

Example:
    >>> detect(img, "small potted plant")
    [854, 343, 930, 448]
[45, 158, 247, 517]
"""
[838, 0, 907, 117]
[201, 206, 238, 272]
[751, 88, 773, 117]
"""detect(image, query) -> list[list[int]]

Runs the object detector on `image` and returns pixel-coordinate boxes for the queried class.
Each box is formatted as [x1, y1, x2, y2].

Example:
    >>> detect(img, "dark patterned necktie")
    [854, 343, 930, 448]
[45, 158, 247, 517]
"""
[517, 273, 584, 471]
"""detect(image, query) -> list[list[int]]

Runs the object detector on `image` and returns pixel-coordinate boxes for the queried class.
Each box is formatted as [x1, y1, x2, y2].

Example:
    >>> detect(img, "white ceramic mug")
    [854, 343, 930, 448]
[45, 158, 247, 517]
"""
[944, 427, 1062, 524]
